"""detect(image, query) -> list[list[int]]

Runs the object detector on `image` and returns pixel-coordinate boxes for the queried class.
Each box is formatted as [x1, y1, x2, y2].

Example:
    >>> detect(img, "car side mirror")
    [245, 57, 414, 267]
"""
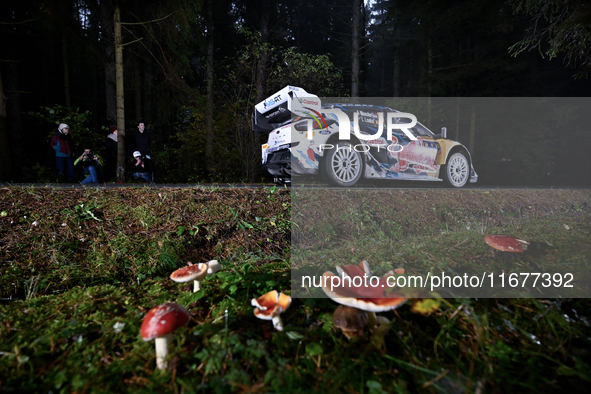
[440, 127, 447, 139]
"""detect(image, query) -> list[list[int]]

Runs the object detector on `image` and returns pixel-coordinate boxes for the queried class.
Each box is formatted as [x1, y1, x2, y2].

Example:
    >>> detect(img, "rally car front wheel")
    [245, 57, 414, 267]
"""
[441, 151, 470, 188]
[322, 141, 363, 187]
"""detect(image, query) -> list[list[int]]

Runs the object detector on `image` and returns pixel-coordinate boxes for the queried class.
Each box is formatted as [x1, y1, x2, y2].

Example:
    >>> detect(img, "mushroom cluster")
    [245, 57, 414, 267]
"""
[139, 260, 224, 371]
[321, 260, 407, 348]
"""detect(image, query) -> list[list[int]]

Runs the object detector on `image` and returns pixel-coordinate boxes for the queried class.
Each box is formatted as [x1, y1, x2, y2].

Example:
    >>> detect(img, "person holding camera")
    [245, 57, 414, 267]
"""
[132, 151, 153, 182]
[75, 148, 103, 184]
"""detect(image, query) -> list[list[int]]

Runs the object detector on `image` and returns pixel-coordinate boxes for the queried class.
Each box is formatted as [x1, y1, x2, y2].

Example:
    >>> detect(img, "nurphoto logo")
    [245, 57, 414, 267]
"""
[296, 97, 418, 153]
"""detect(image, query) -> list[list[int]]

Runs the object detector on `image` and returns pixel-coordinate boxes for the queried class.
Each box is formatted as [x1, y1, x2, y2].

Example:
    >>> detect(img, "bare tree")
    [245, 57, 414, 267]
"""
[114, 4, 126, 182]
[100, 1, 117, 127]
[351, 0, 362, 98]
[0, 68, 12, 180]
[205, 0, 214, 173]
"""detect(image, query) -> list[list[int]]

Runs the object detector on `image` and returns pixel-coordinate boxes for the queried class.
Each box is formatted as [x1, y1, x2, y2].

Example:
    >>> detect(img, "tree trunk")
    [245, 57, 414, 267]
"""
[4, 62, 23, 173]
[101, 1, 117, 126]
[351, 0, 361, 99]
[205, 0, 214, 174]
[0, 68, 12, 181]
[252, 0, 270, 181]
[114, 4, 126, 182]
[134, 61, 142, 123]
[393, 8, 401, 97]
[62, 34, 71, 108]
[143, 35, 153, 126]
[393, 47, 400, 97]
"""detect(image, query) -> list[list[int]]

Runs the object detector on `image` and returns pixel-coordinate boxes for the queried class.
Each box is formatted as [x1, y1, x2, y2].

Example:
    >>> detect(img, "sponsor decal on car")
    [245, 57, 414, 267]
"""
[264, 107, 286, 119]
[365, 139, 386, 145]
[267, 144, 291, 154]
[263, 94, 282, 109]
[300, 98, 320, 106]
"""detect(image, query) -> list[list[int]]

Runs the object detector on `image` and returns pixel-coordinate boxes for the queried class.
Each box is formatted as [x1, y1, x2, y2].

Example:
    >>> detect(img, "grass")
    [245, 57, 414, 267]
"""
[1, 186, 591, 392]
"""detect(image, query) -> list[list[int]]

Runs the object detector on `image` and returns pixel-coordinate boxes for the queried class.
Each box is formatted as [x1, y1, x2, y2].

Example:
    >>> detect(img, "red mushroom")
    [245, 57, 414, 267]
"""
[252, 290, 292, 331]
[484, 234, 529, 257]
[322, 261, 407, 351]
[140, 302, 190, 370]
[321, 261, 407, 330]
[170, 260, 220, 292]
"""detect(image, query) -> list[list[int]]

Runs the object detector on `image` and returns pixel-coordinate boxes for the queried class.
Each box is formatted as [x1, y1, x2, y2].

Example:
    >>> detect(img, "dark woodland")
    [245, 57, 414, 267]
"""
[1, 0, 590, 184]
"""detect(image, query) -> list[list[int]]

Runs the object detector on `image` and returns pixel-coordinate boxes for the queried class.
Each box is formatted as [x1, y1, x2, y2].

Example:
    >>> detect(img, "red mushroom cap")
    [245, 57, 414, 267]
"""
[140, 302, 190, 341]
[252, 290, 292, 320]
[484, 234, 529, 253]
[336, 260, 371, 278]
[170, 263, 208, 283]
[322, 262, 407, 313]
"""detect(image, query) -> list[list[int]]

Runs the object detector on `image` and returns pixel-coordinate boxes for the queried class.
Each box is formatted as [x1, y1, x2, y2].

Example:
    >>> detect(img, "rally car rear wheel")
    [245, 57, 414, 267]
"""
[323, 141, 363, 187]
[441, 151, 470, 188]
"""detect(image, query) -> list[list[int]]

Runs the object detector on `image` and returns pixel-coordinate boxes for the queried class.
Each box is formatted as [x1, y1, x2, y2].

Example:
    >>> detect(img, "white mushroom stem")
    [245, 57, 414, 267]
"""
[193, 280, 201, 293]
[272, 315, 284, 331]
[207, 260, 221, 275]
[155, 334, 172, 370]
[367, 312, 378, 330]
[367, 313, 390, 332]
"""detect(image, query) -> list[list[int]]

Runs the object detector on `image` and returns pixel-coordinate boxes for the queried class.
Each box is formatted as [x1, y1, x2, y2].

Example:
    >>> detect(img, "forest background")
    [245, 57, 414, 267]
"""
[1, 0, 590, 185]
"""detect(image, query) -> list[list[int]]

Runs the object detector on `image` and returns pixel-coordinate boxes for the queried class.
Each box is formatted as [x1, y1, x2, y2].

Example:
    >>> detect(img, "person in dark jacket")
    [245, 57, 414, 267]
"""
[132, 151, 153, 182]
[74, 148, 103, 184]
[133, 121, 152, 156]
[49, 123, 75, 182]
[104, 126, 118, 180]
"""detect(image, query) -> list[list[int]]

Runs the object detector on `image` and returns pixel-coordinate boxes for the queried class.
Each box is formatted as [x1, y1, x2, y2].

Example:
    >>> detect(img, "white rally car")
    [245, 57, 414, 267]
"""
[254, 86, 478, 187]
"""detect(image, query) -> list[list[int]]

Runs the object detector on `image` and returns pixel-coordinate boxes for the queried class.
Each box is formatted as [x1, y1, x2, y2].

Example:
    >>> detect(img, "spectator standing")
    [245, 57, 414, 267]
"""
[75, 148, 103, 184]
[49, 123, 75, 182]
[132, 151, 153, 182]
[134, 121, 152, 156]
[105, 126, 118, 180]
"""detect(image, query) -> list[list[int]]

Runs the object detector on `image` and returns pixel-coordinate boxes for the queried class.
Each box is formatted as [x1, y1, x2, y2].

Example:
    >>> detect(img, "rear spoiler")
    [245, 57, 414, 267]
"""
[252, 86, 321, 132]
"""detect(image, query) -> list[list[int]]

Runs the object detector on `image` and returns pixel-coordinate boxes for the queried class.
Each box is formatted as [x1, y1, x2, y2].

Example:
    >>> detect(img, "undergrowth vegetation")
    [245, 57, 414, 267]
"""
[1, 186, 590, 392]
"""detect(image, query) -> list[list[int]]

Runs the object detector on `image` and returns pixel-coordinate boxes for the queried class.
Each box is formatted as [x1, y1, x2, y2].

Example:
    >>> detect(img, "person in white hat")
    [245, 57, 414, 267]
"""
[49, 123, 75, 182]
[132, 151, 153, 182]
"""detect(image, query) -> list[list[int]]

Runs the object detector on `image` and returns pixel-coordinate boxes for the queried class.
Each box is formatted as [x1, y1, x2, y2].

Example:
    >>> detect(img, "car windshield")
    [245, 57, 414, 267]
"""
[391, 116, 434, 138]
[409, 122, 434, 137]
[321, 104, 435, 138]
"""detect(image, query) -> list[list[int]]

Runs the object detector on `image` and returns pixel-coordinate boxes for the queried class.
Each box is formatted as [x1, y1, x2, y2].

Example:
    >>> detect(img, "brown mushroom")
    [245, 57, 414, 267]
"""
[332, 305, 369, 340]
[484, 234, 529, 257]
[252, 290, 292, 331]
[140, 302, 190, 370]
